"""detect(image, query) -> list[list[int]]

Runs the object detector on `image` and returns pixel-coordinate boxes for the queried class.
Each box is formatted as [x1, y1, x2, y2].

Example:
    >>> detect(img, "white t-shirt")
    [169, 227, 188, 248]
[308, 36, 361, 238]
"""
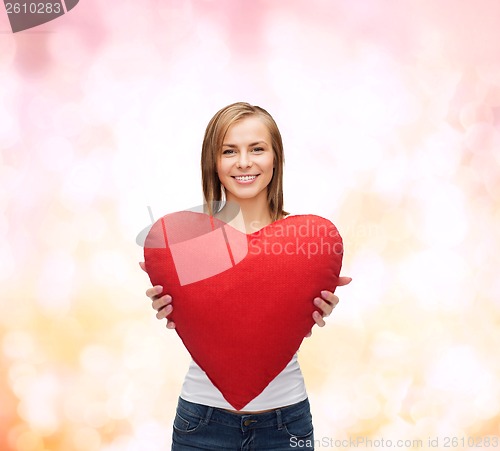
[180, 353, 307, 411]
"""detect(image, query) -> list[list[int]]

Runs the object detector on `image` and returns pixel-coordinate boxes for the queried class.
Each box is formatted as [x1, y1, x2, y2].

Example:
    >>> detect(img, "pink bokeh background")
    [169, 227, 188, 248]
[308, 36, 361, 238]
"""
[1, 1, 500, 449]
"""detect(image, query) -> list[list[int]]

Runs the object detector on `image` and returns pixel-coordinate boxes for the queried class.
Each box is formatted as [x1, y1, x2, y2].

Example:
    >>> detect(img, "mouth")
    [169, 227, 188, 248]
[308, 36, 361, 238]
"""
[232, 174, 259, 183]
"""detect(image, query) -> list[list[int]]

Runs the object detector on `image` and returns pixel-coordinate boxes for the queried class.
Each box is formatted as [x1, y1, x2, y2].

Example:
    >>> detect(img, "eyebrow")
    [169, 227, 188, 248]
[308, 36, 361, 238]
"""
[222, 141, 268, 147]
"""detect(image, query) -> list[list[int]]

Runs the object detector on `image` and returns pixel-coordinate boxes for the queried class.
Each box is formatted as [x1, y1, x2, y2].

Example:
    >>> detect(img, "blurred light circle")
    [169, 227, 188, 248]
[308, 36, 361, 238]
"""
[0, 34, 16, 68]
[17, 372, 60, 434]
[60, 158, 106, 209]
[36, 135, 75, 173]
[464, 123, 496, 153]
[410, 180, 468, 248]
[64, 393, 91, 423]
[413, 125, 463, 178]
[15, 430, 43, 451]
[156, 3, 193, 47]
[196, 21, 231, 70]
[52, 102, 85, 138]
[8, 362, 37, 397]
[347, 250, 387, 310]
[78, 211, 107, 242]
[409, 399, 434, 423]
[132, 420, 170, 448]
[474, 392, 500, 420]
[89, 250, 129, 286]
[39, 215, 80, 253]
[354, 374, 378, 397]
[0, 104, 20, 149]
[2, 331, 35, 360]
[48, 27, 90, 69]
[27, 95, 58, 131]
[318, 393, 356, 428]
[80, 345, 117, 374]
[83, 403, 108, 429]
[72, 427, 102, 451]
[0, 240, 15, 283]
[35, 251, 75, 317]
[81, 78, 117, 125]
[371, 332, 408, 360]
[106, 394, 134, 420]
[371, 155, 409, 206]
[459, 102, 494, 128]
[398, 249, 471, 311]
[380, 211, 412, 243]
[426, 346, 489, 394]
[467, 127, 500, 199]
[122, 334, 160, 370]
[353, 394, 381, 419]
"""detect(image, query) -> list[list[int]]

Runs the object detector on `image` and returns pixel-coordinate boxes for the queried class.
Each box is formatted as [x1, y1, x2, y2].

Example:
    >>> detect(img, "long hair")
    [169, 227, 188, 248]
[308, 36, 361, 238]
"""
[201, 102, 288, 221]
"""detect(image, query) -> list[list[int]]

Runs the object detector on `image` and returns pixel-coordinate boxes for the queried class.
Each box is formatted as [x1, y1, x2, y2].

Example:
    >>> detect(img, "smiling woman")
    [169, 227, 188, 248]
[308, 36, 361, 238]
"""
[141, 102, 351, 451]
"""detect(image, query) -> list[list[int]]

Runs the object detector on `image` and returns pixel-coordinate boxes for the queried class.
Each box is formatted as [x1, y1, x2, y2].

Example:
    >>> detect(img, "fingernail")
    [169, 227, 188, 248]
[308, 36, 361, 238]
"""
[314, 298, 321, 306]
[321, 290, 329, 297]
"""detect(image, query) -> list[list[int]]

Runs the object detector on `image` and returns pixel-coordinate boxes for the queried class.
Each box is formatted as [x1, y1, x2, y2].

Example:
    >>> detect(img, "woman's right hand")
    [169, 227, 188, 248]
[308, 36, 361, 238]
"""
[140, 262, 176, 329]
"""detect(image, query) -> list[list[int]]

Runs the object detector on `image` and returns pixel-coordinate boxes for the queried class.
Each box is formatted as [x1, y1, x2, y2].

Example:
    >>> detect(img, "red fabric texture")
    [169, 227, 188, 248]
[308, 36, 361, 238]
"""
[144, 212, 343, 410]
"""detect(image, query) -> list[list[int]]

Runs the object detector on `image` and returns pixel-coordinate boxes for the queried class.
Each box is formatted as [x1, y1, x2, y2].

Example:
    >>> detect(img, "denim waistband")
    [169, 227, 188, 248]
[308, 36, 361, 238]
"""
[176, 397, 310, 431]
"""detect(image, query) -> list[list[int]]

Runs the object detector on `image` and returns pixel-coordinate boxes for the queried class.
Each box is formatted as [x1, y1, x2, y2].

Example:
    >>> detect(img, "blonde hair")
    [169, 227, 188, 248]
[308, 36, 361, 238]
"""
[201, 102, 288, 222]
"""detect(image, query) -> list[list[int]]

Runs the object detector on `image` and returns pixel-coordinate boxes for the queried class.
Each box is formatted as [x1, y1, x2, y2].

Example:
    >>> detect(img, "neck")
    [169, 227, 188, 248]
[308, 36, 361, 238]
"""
[217, 191, 274, 234]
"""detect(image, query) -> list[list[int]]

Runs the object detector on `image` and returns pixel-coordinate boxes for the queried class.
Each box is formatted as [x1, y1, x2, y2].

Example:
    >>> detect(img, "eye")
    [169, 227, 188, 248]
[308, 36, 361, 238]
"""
[252, 147, 264, 153]
[222, 149, 235, 155]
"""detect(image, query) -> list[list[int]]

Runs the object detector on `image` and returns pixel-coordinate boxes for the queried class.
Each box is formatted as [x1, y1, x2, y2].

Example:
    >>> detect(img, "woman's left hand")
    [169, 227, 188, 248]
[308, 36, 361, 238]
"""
[305, 276, 352, 337]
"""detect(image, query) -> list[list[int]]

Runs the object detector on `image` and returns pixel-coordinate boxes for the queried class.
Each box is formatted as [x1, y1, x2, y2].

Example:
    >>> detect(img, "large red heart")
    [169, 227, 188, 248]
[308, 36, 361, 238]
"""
[143, 212, 343, 410]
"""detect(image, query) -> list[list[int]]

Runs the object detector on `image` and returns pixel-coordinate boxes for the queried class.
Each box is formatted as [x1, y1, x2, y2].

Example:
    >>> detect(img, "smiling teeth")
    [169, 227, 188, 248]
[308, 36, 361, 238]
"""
[235, 175, 257, 181]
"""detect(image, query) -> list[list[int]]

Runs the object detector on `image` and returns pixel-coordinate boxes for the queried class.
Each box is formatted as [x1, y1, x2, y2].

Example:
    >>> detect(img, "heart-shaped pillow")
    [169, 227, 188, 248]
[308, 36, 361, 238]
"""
[143, 211, 343, 410]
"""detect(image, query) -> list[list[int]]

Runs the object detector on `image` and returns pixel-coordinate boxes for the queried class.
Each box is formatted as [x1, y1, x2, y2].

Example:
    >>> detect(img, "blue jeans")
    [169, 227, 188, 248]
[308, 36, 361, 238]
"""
[171, 397, 314, 450]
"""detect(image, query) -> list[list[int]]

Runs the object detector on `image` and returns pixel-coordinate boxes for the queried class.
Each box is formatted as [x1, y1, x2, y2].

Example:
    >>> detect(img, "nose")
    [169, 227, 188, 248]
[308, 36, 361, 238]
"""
[237, 150, 253, 168]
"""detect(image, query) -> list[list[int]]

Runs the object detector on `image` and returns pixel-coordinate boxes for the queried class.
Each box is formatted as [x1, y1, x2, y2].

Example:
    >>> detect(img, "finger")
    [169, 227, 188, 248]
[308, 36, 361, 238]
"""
[313, 310, 326, 327]
[337, 276, 352, 287]
[145, 285, 163, 300]
[156, 304, 173, 320]
[320, 291, 340, 307]
[166, 320, 176, 329]
[314, 297, 334, 317]
[139, 261, 146, 272]
[152, 294, 172, 312]
[305, 330, 312, 338]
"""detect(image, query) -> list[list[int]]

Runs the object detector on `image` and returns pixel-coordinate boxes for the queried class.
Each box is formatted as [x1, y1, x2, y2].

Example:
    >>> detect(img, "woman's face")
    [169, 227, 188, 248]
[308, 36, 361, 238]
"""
[217, 116, 274, 204]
